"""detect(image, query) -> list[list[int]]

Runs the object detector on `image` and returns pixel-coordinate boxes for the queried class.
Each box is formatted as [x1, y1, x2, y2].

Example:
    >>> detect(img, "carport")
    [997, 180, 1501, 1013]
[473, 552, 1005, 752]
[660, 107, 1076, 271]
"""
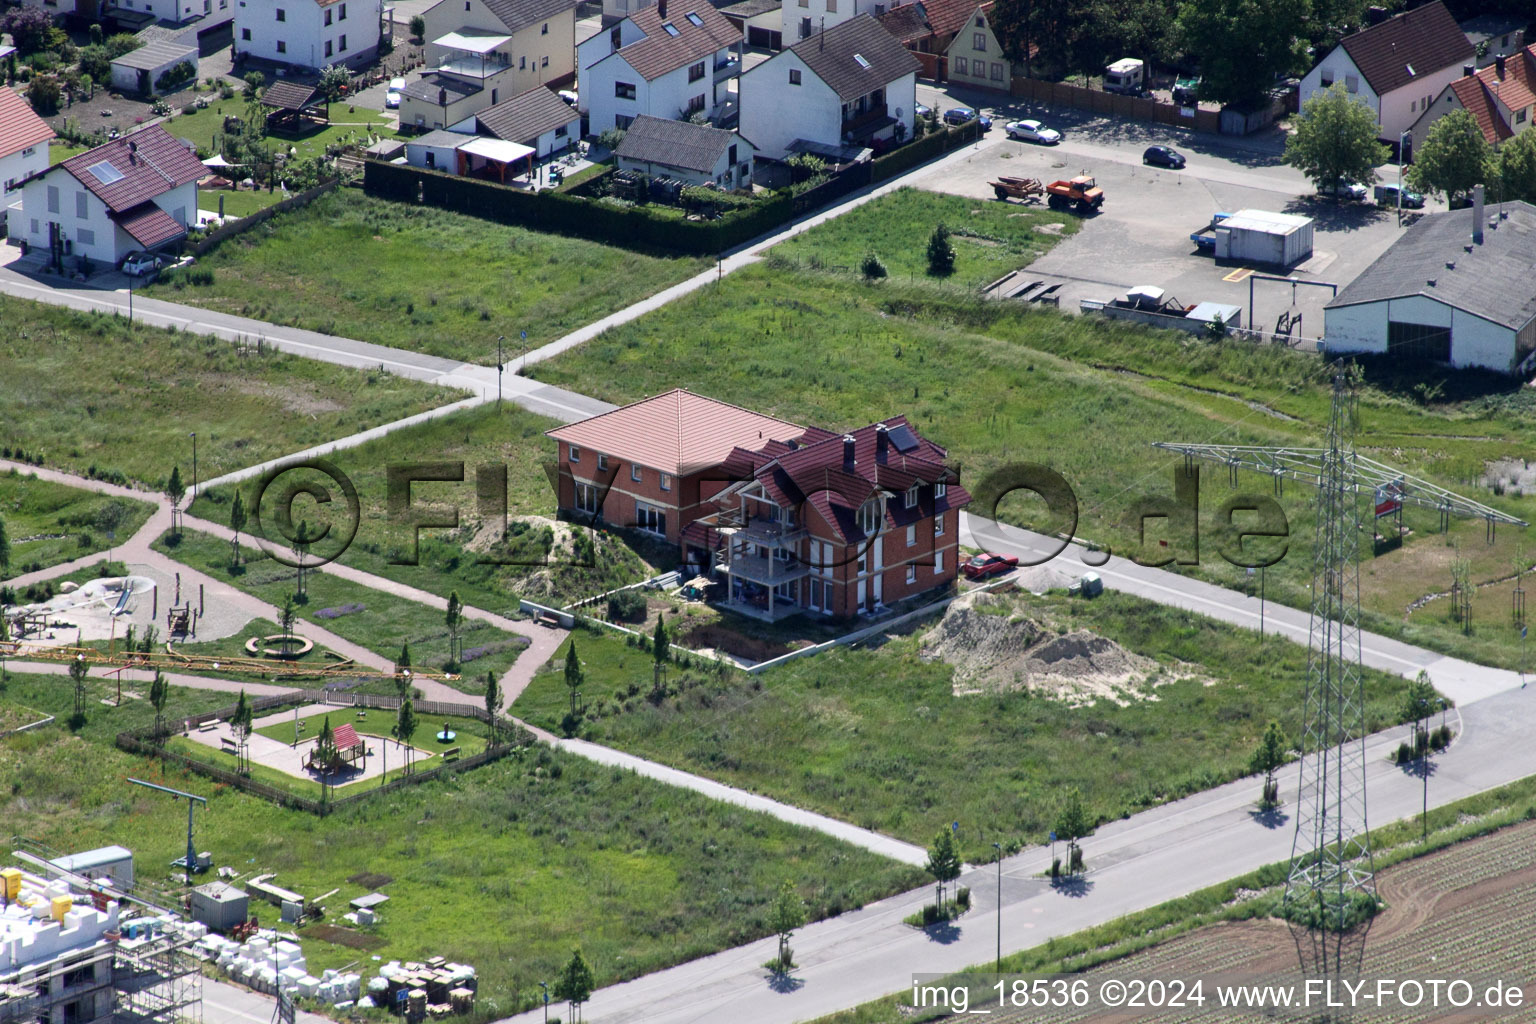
[457, 136, 535, 183]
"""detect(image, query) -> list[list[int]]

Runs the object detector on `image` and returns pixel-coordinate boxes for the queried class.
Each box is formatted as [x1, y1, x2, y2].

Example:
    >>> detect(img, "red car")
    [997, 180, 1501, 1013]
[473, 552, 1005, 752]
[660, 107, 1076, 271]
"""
[963, 552, 1019, 579]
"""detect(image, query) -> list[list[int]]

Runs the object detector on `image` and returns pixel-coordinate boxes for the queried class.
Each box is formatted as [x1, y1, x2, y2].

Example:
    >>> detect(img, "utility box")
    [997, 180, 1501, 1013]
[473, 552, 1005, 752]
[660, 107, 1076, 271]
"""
[191, 881, 249, 933]
[1211, 209, 1314, 266]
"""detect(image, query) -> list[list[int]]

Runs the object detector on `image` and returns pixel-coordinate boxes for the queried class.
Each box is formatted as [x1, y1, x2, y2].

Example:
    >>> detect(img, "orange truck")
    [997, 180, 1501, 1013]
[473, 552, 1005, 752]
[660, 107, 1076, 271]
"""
[1046, 175, 1105, 212]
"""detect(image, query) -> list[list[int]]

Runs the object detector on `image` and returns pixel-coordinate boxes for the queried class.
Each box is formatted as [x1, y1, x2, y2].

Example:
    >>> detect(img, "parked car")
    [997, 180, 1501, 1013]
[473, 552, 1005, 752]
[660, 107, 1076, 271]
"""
[963, 552, 1020, 580]
[944, 107, 992, 130]
[915, 102, 933, 119]
[120, 252, 163, 277]
[1373, 183, 1425, 208]
[1317, 179, 1368, 201]
[1142, 144, 1185, 169]
[558, 89, 579, 107]
[385, 77, 405, 108]
[1005, 119, 1061, 144]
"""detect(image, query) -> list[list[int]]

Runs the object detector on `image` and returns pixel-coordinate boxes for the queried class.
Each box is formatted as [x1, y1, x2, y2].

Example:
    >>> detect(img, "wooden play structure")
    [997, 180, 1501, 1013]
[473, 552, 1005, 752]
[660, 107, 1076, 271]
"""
[303, 721, 366, 776]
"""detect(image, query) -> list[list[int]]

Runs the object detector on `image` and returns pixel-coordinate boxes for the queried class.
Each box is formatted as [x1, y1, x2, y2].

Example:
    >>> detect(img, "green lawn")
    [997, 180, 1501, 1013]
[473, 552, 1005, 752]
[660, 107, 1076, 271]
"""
[0, 471, 154, 581]
[200, 187, 288, 218]
[0, 294, 455, 489]
[525, 265, 1536, 670]
[142, 189, 713, 365]
[152, 528, 531, 693]
[49, 140, 90, 166]
[159, 102, 398, 164]
[75, 617, 352, 682]
[188, 402, 665, 615]
[515, 589, 1421, 864]
[769, 186, 1079, 290]
[0, 672, 923, 1019]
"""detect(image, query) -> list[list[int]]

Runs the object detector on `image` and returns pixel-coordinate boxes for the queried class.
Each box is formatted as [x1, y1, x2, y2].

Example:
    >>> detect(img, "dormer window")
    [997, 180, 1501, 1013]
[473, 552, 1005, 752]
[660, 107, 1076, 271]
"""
[905, 484, 918, 508]
[935, 481, 946, 499]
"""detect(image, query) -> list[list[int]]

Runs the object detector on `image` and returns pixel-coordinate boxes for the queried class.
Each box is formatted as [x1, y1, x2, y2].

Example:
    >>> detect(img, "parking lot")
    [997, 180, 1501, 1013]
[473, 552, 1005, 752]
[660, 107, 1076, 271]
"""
[907, 132, 1415, 342]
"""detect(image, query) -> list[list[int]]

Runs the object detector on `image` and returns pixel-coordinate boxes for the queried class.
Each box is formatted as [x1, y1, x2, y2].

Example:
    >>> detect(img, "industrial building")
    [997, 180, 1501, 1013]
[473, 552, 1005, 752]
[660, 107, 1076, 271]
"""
[1209, 209, 1314, 266]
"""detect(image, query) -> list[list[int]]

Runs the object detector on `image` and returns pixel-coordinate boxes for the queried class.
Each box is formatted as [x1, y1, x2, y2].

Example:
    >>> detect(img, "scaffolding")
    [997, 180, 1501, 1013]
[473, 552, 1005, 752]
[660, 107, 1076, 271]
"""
[112, 930, 202, 1024]
[0, 942, 117, 1024]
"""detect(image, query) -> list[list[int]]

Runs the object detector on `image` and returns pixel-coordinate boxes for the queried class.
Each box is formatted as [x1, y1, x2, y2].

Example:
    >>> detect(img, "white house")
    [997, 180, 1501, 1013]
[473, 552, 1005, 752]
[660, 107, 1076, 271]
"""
[1410, 45, 1535, 147]
[109, 40, 199, 95]
[402, 0, 577, 130]
[613, 114, 754, 187]
[577, 2, 742, 135]
[738, 14, 918, 160]
[12, 125, 204, 268]
[235, 0, 383, 71]
[1, 85, 53, 237]
[1323, 195, 1536, 375]
[778, 0, 886, 48]
[1298, 0, 1473, 144]
[452, 85, 581, 157]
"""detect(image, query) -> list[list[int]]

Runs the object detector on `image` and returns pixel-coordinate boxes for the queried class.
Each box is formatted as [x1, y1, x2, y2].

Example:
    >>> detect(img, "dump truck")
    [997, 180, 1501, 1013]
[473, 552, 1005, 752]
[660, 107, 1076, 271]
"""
[990, 176, 1044, 202]
[1189, 212, 1232, 251]
[1046, 175, 1104, 212]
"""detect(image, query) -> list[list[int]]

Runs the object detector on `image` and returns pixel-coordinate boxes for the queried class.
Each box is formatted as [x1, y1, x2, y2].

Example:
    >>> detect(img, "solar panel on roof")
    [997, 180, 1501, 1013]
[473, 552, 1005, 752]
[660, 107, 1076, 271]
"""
[887, 424, 919, 451]
[88, 160, 124, 184]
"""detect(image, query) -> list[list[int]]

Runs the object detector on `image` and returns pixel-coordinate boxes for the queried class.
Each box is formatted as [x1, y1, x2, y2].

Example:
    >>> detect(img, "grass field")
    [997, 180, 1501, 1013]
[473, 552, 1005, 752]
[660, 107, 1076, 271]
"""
[153, 528, 531, 693]
[0, 471, 154, 580]
[0, 673, 924, 1019]
[0, 294, 453, 489]
[526, 265, 1536, 670]
[159, 103, 398, 165]
[514, 590, 1416, 862]
[142, 190, 712, 364]
[188, 402, 664, 615]
[769, 187, 1079, 290]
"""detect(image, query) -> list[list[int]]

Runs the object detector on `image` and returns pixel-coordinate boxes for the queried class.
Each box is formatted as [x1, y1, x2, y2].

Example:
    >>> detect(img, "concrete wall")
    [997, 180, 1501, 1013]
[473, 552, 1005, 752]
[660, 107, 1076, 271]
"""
[738, 48, 840, 158]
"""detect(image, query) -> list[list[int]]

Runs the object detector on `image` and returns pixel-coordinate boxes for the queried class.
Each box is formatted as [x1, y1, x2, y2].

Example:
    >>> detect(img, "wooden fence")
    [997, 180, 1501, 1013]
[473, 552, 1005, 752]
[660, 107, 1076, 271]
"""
[1009, 77, 1222, 135]
[187, 179, 340, 257]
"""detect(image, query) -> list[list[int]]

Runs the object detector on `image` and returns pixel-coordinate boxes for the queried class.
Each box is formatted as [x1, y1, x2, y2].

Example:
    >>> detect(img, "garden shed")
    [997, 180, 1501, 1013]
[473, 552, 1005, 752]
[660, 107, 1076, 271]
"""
[110, 41, 199, 97]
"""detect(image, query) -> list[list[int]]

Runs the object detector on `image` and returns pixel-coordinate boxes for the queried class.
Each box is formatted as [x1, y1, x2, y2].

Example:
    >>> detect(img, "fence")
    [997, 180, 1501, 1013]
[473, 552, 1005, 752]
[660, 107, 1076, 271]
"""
[1010, 77, 1222, 135]
[187, 179, 340, 257]
[119, 688, 527, 816]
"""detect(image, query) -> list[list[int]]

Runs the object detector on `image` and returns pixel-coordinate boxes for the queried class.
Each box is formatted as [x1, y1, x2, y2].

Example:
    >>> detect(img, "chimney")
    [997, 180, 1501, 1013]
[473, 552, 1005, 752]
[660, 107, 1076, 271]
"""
[842, 434, 856, 468]
[1496, 54, 1507, 78]
[875, 423, 888, 459]
[657, 0, 666, 17]
[1472, 184, 1484, 244]
[1463, 62, 1474, 77]
[438, 87, 447, 105]
[128, 140, 138, 164]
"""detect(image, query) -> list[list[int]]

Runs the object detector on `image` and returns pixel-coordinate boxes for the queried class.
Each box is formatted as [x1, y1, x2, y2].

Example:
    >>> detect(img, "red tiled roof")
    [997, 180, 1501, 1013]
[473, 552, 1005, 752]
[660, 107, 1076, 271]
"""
[614, 4, 740, 82]
[332, 723, 363, 749]
[114, 202, 186, 248]
[547, 389, 804, 476]
[59, 125, 204, 214]
[876, 3, 931, 45]
[1449, 75, 1513, 143]
[0, 85, 55, 161]
[1486, 45, 1536, 113]
[1337, 0, 1472, 97]
[922, 0, 986, 40]
[1443, 45, 1536, 145]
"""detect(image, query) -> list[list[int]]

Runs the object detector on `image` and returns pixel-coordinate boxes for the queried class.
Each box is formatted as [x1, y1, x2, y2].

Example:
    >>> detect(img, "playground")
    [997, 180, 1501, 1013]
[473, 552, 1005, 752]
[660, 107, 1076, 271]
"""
[2, 567, 254, 647]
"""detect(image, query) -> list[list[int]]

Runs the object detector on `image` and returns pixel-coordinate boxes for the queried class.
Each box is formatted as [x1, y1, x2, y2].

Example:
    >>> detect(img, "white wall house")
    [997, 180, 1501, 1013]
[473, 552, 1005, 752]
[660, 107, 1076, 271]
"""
[613, 114, 754, 186]
[450, 85, 581, 157]
[739, 14, 917, 160]
[235, 0, 383, 70]
[13, 126, 204, 268]
[1, 85, 53, 238]
[1298, 0, 1472, 143]
[1323, 198, 1536, 375]
[778, 0, 886, 48]
[578, 3, 741, 135]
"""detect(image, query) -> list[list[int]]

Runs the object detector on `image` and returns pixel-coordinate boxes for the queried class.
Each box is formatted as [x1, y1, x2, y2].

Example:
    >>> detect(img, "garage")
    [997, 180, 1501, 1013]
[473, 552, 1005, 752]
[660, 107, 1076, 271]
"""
[723, 0, 783, 49]
[1212, 209, 1314, 267]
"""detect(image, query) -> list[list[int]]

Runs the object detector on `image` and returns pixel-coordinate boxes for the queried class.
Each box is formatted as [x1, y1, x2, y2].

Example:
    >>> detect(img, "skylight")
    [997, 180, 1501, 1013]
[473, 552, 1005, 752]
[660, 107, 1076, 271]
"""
[853, 52, 871, 69]
[1406, 62, 1416, 76]
[87, 160, 124, 184]
[662, 20, 679, 35]
[685, 11, 702, 25]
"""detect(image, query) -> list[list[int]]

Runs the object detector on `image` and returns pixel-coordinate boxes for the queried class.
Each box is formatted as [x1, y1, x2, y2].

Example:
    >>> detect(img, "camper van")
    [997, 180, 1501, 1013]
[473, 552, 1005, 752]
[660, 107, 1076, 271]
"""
[1103, 58, 1146, 95]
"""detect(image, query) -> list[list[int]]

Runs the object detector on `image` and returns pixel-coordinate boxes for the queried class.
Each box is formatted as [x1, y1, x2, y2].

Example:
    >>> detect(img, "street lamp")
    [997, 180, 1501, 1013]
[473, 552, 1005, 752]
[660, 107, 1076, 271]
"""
[992, 841, 1002, 974]
[1397, 130, 1411, 227]
[189, 432, 197, 511]
[539, 981, 549, 1024]
[496, 336, 505, 408]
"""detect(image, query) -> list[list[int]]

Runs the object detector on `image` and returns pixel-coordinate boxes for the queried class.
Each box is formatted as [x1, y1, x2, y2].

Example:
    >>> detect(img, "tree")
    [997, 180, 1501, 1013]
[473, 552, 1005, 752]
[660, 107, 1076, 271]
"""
[291, 519, 313, 602]
[396, 639, 412, 697]
[554, 949, 594, 1023]
[1283, 83, 1389, 196]
[1249, 720, 1287, 807]
[484, 669, 500, 745]
[0, 514, 9, 576]
[1054, 788, 1090, 875]
[1175, 0, 1307, 108]
[167, 466, 186, 534]
[1403, 671, 1438, 756]
[1, 8, 56, 56]
[408, 13, 426, 39]
[1406, 108, 1490, 205]
[317, 63, 349, 106]
[394, 697, 418, 773]
[445, 591, 463, 666]
[28, 76, 61, 116]
[769, 879, 806, 973]
[924, 827, 962, 909]
[279, 596, 298, 657]
[926, 223, 955, 276]
[564, 638, 584, 717]
[89, 22, 103, 44]
[68, 654, 90, 727]
[229, 490, 247, 567]
[1495, 129, 1536, 205]
[243, 70, 265, 98]
[0, 611, 10, 684]
[652, 616, 669, 697]
[230, 688, 253, 771]
[149, 669, 169, 742]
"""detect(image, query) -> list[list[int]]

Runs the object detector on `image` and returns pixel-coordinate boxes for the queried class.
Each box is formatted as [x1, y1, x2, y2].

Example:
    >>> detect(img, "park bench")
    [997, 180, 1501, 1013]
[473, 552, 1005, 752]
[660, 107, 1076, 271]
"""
[220, 737, 238, 754]
[536, 610, 561, 628]
[442, 747, 461, 762]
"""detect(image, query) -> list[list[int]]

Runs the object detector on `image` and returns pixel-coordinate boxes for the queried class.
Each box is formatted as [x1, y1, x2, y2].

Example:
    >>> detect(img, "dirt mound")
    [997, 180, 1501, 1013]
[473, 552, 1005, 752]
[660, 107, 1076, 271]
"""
[920, 591, 1168, 705]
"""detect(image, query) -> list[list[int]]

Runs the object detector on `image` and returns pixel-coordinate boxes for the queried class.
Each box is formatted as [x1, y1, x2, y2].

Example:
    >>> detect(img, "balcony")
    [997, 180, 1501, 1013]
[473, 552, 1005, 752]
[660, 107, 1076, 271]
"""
[736, 516, 806, 547]
[842, 103, 893, 141]
[432, 54, 509, 80]
[713, 55, 739, 82]
[716, 549, 811, 586]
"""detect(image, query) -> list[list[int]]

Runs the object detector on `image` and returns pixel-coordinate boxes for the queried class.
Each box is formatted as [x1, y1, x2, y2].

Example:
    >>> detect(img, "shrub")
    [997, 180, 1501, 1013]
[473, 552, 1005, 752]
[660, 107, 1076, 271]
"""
[860, 253, 887, 279]
[27, 75, 61, 115]
[1395, 741, 1412, 763]
[920, 903, 941, 925]
[607, 589, 647, 622]
[955, 886, 970, 910]
[926, 223, 955, 276]
[155, 59, 196, 93]
[409, 14, 426, 38]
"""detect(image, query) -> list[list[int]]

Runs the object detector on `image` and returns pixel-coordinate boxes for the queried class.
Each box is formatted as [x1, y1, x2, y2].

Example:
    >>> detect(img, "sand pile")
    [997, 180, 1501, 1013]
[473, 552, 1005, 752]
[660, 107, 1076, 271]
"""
[921, 590, 1174, 705]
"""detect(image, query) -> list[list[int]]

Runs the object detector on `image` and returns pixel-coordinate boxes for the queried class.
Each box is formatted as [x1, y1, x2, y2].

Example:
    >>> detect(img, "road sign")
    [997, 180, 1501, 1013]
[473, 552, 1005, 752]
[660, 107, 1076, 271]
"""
[1049, 831, 1057, 842]
[952, 821, 959, 832]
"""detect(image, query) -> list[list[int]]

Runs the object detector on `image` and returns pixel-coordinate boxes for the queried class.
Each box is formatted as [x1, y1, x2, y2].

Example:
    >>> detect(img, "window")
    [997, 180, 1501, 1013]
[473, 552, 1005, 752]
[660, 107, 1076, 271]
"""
[275, 6, 284, 17]
[276, 39, 286, 52]
[991, 61, 1003, 80]
[30, 218, 38, 234]
[425, 150, 436, 168]
[933, 514, 944, 536]
[1344, 74, 1358, 93]
[1410, 99, 1415, 112]
[1519, 108, 1529, 124]
[799, 16, 811, 36]
[727, 143, 737, 163]
[490, 88, 497, 103]
[569, 445, 581, 461]
[574, 482, 600, 514]
[689, 60, 705, 81]
[935, 550, 944, 573]
[520, 55, 526, 68]
[826, 0, 835, 11]
[858, 499, 880, 536]
[905, 523, 916, 546]
[340, 33, 347, 50]
[631, 463, 642, 482]
[935, 481, 946, 499]
[954, 56, 968, 75]
[904, 485, 918, 509]
[75, 191, 87, 218]
[47, 185, 59, 214]
[789, 68, 801, 85]
[636, 501, 666, 535]
[615, 81, 636, 99]
[597, 454, 609, 471]
[662, 20, 679, 34]
[686, 10, 702, 24]
[616, 114, 634, 128]
[325, 39, 333, 56]
[686, 93, 705, 113]
[555, 124, 568, 137]
[241, 26, 250, 38]
[541, 55, 548, 67]
[541, 21, 548, 32]
[660, 473, 672, 491]
[1320, 69, 1333, 86]
[339, 2, 345, 16]
[906, 564, 917, 583]
[76, 228, 94, 246]
[324, 7, 331, 23]
[973, 32, 985, 50]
